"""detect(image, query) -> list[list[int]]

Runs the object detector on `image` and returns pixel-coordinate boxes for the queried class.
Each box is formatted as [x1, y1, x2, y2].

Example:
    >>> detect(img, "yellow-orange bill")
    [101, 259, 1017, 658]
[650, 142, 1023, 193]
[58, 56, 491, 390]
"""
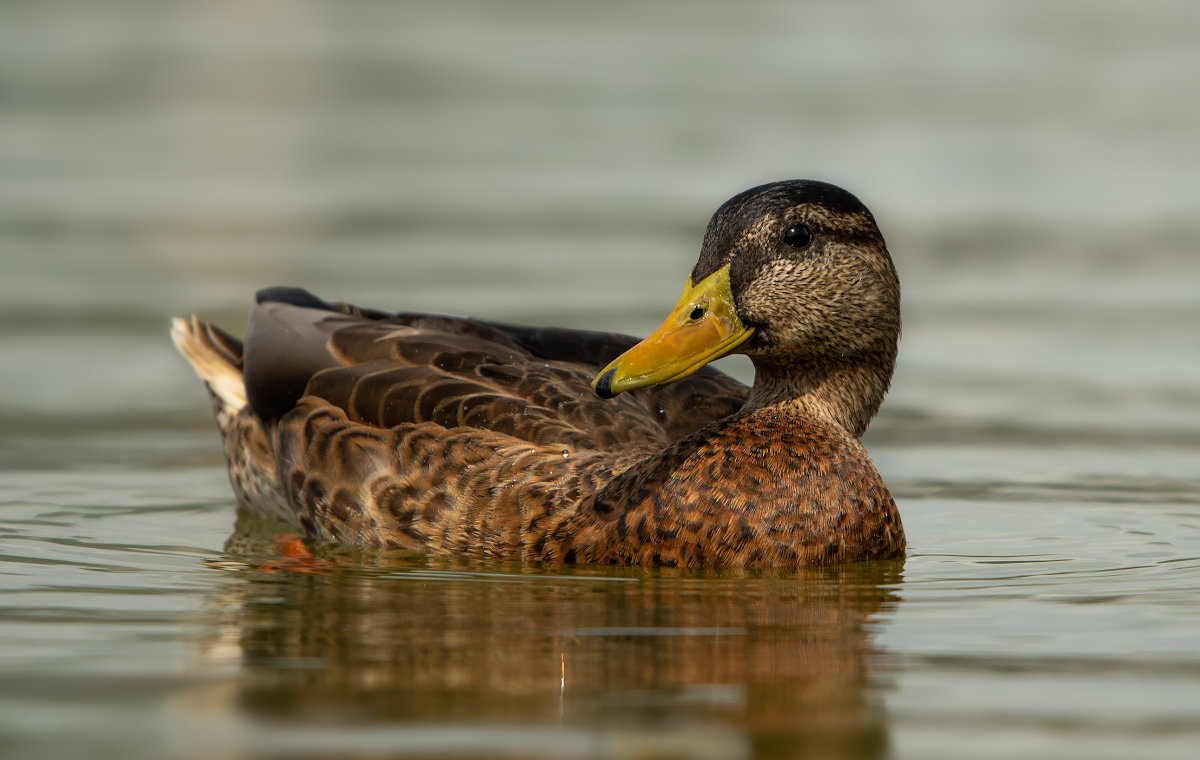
[592, 264, 754, 398]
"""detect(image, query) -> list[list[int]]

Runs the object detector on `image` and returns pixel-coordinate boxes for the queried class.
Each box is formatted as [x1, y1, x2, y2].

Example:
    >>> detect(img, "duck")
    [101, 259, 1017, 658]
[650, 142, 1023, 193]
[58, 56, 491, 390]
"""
[171, 180, 905, 568]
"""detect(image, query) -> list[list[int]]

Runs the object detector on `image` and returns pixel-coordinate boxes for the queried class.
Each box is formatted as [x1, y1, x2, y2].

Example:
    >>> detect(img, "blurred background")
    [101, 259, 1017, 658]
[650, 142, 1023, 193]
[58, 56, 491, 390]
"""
[1, 2, 1198, 759]
[2, 0, 1196, 437]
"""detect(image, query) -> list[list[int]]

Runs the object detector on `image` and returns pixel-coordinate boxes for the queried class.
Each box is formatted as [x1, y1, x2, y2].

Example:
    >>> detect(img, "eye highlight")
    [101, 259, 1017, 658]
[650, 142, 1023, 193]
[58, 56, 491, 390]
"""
[782, 224, 813, 250]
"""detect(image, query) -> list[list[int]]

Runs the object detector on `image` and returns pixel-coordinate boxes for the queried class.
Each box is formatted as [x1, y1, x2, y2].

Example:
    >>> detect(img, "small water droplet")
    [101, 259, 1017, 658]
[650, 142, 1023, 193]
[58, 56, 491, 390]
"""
[561, 450, 569, 459]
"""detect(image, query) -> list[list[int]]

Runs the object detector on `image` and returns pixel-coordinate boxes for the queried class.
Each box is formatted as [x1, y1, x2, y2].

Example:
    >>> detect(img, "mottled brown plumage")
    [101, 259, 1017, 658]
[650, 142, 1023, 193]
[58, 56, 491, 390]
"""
[171, 180, 905, 568]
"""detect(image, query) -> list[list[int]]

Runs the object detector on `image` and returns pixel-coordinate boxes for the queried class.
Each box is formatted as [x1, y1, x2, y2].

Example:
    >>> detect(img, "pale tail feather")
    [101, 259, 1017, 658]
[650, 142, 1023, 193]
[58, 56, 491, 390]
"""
[170, 316, 247, 435]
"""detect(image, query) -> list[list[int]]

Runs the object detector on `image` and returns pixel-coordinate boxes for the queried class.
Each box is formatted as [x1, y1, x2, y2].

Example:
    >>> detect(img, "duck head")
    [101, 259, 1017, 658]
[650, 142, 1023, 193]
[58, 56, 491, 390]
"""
[593, 180, 900, 433]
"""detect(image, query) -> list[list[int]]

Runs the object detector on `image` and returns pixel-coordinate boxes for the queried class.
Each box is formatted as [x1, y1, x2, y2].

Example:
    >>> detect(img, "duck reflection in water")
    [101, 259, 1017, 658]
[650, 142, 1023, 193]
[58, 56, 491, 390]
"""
[194, 525, 902, 760]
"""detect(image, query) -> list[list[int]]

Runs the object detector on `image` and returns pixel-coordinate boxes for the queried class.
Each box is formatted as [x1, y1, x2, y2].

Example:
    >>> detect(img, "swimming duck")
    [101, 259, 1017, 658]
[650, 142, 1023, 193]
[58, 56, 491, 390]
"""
[172, 180, 904, 568]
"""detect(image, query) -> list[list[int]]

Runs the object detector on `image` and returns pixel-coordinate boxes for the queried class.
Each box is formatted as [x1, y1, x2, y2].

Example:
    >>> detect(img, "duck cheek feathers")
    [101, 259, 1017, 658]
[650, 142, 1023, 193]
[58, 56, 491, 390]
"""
[734, 257, 897, 359]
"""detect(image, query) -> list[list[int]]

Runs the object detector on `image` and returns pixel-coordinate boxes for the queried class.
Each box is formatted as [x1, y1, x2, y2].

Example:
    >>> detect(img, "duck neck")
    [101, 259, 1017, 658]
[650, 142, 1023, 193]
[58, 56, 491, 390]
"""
[743, 352, 894, 438]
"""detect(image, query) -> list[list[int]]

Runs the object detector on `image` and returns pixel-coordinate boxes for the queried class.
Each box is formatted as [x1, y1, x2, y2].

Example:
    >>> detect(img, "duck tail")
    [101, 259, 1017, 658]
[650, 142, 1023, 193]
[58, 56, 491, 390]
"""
[171, 317, 297, 523]
[170, 316, 247, 433]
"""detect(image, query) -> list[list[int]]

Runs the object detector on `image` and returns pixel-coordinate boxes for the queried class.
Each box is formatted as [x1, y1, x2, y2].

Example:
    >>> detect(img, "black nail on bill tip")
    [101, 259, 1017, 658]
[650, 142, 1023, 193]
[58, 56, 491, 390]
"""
[595, 368, 616, 399]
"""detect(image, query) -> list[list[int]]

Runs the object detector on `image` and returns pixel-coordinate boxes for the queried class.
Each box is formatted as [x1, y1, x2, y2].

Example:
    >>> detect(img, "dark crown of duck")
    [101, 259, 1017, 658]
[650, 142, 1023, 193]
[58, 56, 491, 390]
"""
[593, 180, 900, 438]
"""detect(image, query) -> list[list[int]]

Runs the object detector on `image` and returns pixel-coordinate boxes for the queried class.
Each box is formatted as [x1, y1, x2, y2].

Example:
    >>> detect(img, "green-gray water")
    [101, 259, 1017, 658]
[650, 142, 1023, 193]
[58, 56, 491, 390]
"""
[2, 2, 1199, 758]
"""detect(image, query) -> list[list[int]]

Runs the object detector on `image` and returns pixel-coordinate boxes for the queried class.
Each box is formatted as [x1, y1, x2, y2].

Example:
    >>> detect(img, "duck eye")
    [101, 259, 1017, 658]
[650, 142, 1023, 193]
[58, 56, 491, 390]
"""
[688, 306, 705, 321]
[783, 224, 813, 250]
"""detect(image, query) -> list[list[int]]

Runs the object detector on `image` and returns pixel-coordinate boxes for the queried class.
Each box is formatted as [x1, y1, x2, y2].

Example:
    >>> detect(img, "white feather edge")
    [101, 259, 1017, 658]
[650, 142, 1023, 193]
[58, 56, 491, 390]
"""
[170, 317, 248, 411]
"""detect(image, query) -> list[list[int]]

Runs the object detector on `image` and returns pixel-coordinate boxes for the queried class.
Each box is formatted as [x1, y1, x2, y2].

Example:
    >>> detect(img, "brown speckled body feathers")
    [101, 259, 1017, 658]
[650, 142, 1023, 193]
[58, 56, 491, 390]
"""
[173, 180, 906, 568]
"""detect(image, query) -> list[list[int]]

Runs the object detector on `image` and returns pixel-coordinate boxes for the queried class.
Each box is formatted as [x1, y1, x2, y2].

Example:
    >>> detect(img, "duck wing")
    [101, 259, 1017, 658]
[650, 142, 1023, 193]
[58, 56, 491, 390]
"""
[175, 287, 752, 554]
[244, 288, 748, 448]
